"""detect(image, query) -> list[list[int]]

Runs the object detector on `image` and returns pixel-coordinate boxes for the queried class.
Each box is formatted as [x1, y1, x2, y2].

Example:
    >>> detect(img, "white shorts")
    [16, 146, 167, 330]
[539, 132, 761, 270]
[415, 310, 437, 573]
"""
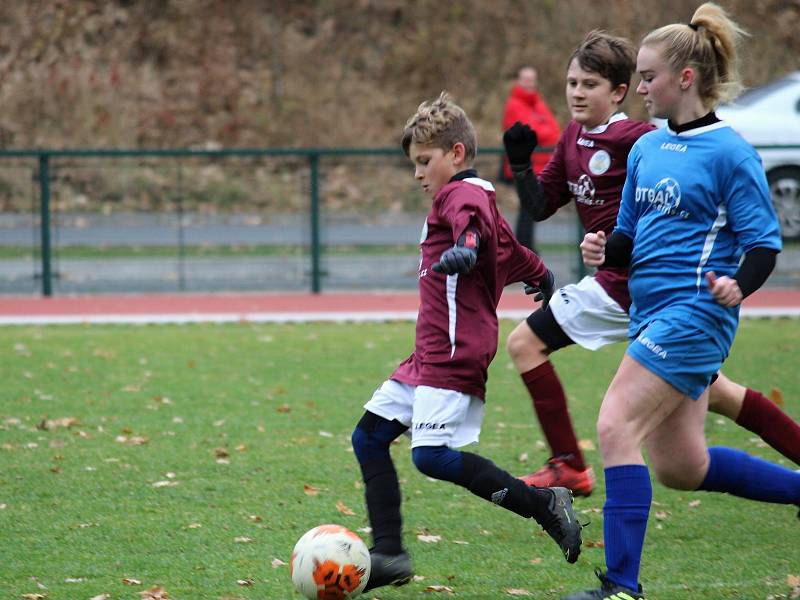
[548, 276, 630, 351]
[364, 379, 484, 449]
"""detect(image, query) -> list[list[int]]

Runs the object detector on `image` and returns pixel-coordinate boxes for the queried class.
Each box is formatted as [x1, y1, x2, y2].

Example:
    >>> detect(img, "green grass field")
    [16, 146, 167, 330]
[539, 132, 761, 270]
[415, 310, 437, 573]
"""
[1, 318, 798, 599]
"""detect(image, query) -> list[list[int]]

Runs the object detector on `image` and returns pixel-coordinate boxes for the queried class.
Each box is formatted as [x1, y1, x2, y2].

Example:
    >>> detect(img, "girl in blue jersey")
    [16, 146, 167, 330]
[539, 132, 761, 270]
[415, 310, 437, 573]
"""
[565, 4, 800, 600]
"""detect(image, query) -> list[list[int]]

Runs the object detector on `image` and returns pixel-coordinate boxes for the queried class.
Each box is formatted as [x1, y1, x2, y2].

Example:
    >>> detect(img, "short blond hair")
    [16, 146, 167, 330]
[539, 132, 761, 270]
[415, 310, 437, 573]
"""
[401, 92, 477, 162]
[641, 2, 747, 107]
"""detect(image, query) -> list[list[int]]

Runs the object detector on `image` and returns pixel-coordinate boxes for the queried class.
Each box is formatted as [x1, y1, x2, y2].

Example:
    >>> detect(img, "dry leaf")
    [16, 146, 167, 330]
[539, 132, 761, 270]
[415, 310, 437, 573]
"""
[122, 578, 142, 585]
[770, 388, 785, 406]
[152, 480, 179, 488]
[318, 431, 333, 438]
[518, 452, 529, 463]
[89, 595, 111, 600]
[140, 586, 170, 600]
[237, 579, 253, 586]
[417, 534, 441, 543]
[788, 574, 800, 598]
[303, 484, 321, 496]
[505, 589, 533, 596]
[424, 585, 454, 593]
[529, 558, 542, 565]
[234, 536, 253, 544]
[38, 417, 79, 431]
[21, 595, 46, 600]
[276, 404, 291, 413]
[578, 439, 596, 451]
[64, 577, 86, 583]
[654, 511, 670, 520]
[336, 500, 355, 516]
[585, 539, 605, 548]
[186, 523, 202, 529]
[272, 558, 287, 568]
[214, 447, 230, 459]
[688, 500, 701, 508]
[452, 540, 469, 545]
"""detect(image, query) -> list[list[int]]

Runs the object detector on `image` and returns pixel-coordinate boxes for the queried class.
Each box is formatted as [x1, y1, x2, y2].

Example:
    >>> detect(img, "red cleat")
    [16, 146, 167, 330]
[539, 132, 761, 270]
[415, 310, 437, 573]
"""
[520, 457, 595, 497]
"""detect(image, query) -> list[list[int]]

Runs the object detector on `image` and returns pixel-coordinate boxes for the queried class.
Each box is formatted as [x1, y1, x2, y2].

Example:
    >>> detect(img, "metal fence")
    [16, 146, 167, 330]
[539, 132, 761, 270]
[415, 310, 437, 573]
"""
[0, 147, 797, 296]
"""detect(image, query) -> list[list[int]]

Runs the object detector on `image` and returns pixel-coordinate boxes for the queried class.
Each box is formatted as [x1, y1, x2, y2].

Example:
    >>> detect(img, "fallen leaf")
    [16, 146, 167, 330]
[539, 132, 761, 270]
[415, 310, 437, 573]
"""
[585, 540, 605, 548]
[271, 558, 287, 568]
[654, 511, 670, 520]
[186, 523, 202, 529]
[505, 589, 533, 596]
[140, 586, 170, 599]
[214, 448, 230, 459]
[38, 417, 79, 431]
[417, 534, 441, 543]
[424, 585, 454, 593]
[303, 484, 321, 496]
[234, 536, 253, 544]
[770, 388, 785, 406]
[578, 439, 596, 451]
[452, 540, 469, 545]
[122, 578, 142, 585]
[518, 452, 529, 463]
[336, 500, 355, 516]
[21, 595, 46, 600]
[788, 574, 800, 598]
[688, 500, 701, 508]
[237, 579, 253, 586]
[529, 558, 542, 565]
[152, 480, 179, 488]
[64, 577, 86, 583]
[89, 595, 111, 600]
[276, 404, 291, 413]
[318, 431, 333, 438]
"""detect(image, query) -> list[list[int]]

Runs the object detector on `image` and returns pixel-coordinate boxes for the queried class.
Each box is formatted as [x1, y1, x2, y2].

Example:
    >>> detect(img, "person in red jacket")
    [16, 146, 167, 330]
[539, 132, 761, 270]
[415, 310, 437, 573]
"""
[501, 66, 561, 251]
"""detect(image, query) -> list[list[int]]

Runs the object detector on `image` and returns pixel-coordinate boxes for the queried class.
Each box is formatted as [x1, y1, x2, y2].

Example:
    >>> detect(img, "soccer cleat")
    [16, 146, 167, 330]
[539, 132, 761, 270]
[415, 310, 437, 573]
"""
[562, 569, 645, 599]
[362, 550, 413, 592]
[534, 486, 582, 563]
[520, 456, 595, 497]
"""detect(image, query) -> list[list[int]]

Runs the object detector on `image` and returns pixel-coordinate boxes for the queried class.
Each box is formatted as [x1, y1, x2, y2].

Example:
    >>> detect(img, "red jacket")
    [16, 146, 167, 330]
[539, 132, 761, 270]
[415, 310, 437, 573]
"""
[501, 84, 561, 178]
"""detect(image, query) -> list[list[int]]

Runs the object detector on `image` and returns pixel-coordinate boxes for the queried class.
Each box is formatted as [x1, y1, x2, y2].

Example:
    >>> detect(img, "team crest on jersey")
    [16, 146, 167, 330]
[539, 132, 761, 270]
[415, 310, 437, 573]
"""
[588, 149, 611, 175]
[419, 219, 429, 243]
[634, 177, 689, 219]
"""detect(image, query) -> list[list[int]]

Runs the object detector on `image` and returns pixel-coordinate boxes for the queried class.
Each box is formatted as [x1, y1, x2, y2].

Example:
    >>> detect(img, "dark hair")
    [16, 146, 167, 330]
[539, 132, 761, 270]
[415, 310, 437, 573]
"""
[569, 30, 637, 101]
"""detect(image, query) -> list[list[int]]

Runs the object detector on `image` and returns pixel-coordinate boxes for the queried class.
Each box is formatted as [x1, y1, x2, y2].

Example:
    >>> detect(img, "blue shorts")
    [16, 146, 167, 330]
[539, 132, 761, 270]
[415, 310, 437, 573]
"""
[626, 318, 727, 400]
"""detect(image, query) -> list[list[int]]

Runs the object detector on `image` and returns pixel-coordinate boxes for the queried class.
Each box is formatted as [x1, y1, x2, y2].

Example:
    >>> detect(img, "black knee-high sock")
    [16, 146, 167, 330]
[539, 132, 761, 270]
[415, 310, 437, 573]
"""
[458, 451, 551, 521]
[359, 458, 403, 555]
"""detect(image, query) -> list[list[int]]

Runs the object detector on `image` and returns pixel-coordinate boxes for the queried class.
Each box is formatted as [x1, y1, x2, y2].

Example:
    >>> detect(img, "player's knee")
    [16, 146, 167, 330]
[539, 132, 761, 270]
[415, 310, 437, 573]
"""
[651, 455, 707, 490]
[411, 445, 461, 482]
[506, 324, 543, 365]
[351, 412, 393, 464]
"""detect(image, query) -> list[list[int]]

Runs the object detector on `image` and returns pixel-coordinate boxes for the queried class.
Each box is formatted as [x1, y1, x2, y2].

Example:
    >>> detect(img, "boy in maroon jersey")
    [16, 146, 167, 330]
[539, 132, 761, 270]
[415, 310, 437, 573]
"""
[351, 92, 582, 593]
[503, 30, 800, 497]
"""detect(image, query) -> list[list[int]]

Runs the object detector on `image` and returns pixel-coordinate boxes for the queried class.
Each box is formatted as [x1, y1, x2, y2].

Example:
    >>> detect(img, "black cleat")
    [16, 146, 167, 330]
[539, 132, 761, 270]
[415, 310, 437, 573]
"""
[562, 569, 645, 599]
[535, 486, 582, 563]
[363, 550, 413, 592]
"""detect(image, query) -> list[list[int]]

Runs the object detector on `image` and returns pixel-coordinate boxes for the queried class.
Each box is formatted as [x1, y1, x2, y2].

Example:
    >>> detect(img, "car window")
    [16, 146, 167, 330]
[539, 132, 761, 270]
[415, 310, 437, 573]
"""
[734, 76, 798, 107]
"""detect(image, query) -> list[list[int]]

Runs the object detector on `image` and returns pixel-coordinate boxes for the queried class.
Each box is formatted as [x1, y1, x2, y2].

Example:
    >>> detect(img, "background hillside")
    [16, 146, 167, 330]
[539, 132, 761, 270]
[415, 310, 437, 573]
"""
[1, 0, 798, 150]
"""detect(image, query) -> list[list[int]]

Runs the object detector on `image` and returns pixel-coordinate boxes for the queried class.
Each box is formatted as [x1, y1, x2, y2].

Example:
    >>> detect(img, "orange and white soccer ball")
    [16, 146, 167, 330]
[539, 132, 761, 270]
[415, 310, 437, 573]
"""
[290, 524, 371, 599]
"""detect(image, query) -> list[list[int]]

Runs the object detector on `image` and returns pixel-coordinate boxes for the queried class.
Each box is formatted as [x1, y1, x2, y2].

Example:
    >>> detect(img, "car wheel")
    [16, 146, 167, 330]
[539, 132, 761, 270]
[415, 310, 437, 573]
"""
[767, 167, 800, 241]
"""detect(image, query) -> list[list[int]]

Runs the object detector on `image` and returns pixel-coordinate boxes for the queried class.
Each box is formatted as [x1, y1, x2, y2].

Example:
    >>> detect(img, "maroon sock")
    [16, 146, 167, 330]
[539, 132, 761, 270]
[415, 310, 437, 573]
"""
[736, 388, 800, 465]
[521, 361, 585, 471]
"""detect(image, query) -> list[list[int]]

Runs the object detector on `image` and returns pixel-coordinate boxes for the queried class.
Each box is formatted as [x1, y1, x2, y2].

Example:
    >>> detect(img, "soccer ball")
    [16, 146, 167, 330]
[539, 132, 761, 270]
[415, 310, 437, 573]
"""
[290, 524, 371, 599]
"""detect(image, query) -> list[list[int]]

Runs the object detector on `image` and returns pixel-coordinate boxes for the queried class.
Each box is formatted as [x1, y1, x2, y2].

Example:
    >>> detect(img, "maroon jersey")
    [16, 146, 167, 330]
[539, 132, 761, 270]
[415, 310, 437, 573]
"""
[391, 172, 548, 399]
[538, 113, 655, 311]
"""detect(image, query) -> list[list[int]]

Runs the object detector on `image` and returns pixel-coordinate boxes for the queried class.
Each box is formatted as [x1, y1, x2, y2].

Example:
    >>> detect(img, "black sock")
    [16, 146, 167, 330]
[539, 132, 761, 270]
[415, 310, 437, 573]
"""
[458, 451, 550, 520]
[359, 457, 403, 555]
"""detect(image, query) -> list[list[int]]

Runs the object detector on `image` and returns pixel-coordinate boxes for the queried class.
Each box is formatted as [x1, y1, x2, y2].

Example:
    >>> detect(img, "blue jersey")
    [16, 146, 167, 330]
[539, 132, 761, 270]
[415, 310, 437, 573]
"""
[616, 121, 782, 351]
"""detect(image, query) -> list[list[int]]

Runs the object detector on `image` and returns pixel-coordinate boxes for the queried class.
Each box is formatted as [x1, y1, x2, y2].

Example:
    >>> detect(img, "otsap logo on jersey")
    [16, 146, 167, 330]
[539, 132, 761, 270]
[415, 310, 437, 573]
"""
[634, 177, 690, 219]
[636, 332, 668, 359]
[568, 174, 603, 206]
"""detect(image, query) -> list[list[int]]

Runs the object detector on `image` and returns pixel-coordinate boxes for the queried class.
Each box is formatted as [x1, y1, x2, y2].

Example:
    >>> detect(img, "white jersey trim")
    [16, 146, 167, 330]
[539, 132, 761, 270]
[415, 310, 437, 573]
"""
[463, 177, 495, 192]
[695, 203, 728, 292]
[446, 274, 458, 357]
[583, 112, 629, 135]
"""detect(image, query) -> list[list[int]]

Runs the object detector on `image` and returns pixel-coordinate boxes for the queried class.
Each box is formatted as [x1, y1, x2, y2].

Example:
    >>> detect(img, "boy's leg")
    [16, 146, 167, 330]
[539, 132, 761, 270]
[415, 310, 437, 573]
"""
[351, 411, 408, 555]
[709, 372, 800, 465]
[409, 386, 582, 563]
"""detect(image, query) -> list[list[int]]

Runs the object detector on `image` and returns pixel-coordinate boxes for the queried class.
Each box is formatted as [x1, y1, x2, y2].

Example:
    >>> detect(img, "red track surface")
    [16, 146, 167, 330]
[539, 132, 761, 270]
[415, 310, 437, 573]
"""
[0, 288, 798, 318]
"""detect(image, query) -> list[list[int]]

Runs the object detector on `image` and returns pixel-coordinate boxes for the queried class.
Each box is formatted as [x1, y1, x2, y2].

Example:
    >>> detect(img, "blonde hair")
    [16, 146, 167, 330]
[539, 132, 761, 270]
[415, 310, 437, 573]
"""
[401, 92, 477, 162]
[641, 2, 748, 107]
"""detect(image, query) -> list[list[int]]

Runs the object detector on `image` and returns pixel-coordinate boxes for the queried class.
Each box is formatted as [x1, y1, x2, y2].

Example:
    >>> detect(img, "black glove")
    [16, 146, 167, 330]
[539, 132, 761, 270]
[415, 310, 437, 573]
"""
[432, 246, 478, 275]
[503, 121, 538, 166]
[524, 269, 555, 310]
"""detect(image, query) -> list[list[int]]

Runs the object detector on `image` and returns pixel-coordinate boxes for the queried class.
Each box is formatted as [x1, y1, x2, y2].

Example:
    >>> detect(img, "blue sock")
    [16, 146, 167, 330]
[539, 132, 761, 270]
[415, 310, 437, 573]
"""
[604, 465, 651, 592]
[698, 446, 800, 503]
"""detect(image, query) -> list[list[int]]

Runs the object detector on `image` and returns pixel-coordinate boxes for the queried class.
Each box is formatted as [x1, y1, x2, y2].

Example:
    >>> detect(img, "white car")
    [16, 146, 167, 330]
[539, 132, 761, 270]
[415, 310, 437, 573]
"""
[654, 71, 800, 240]
[716, 71, 800, 240]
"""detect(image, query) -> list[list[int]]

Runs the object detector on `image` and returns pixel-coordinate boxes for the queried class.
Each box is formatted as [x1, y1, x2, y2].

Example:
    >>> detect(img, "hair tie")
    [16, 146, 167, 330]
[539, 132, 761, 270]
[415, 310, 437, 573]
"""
[688, 23, 699, 31]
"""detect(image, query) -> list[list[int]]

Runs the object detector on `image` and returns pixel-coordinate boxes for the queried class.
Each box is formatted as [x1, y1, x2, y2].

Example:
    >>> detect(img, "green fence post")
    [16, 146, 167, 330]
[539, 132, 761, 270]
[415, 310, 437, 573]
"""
[309, 152, 321, 293]
[38, 154, 53, 297]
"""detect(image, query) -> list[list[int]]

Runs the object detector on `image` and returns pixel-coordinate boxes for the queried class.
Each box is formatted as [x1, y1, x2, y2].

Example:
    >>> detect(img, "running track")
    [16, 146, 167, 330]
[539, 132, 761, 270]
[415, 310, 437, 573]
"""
[0, 288, 799, 325]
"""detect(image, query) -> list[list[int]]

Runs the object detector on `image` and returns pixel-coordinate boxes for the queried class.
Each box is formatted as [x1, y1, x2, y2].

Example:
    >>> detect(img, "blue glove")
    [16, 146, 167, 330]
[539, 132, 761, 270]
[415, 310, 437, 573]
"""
[432, 246, 478, 275]
[524, 269, 555, 310]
